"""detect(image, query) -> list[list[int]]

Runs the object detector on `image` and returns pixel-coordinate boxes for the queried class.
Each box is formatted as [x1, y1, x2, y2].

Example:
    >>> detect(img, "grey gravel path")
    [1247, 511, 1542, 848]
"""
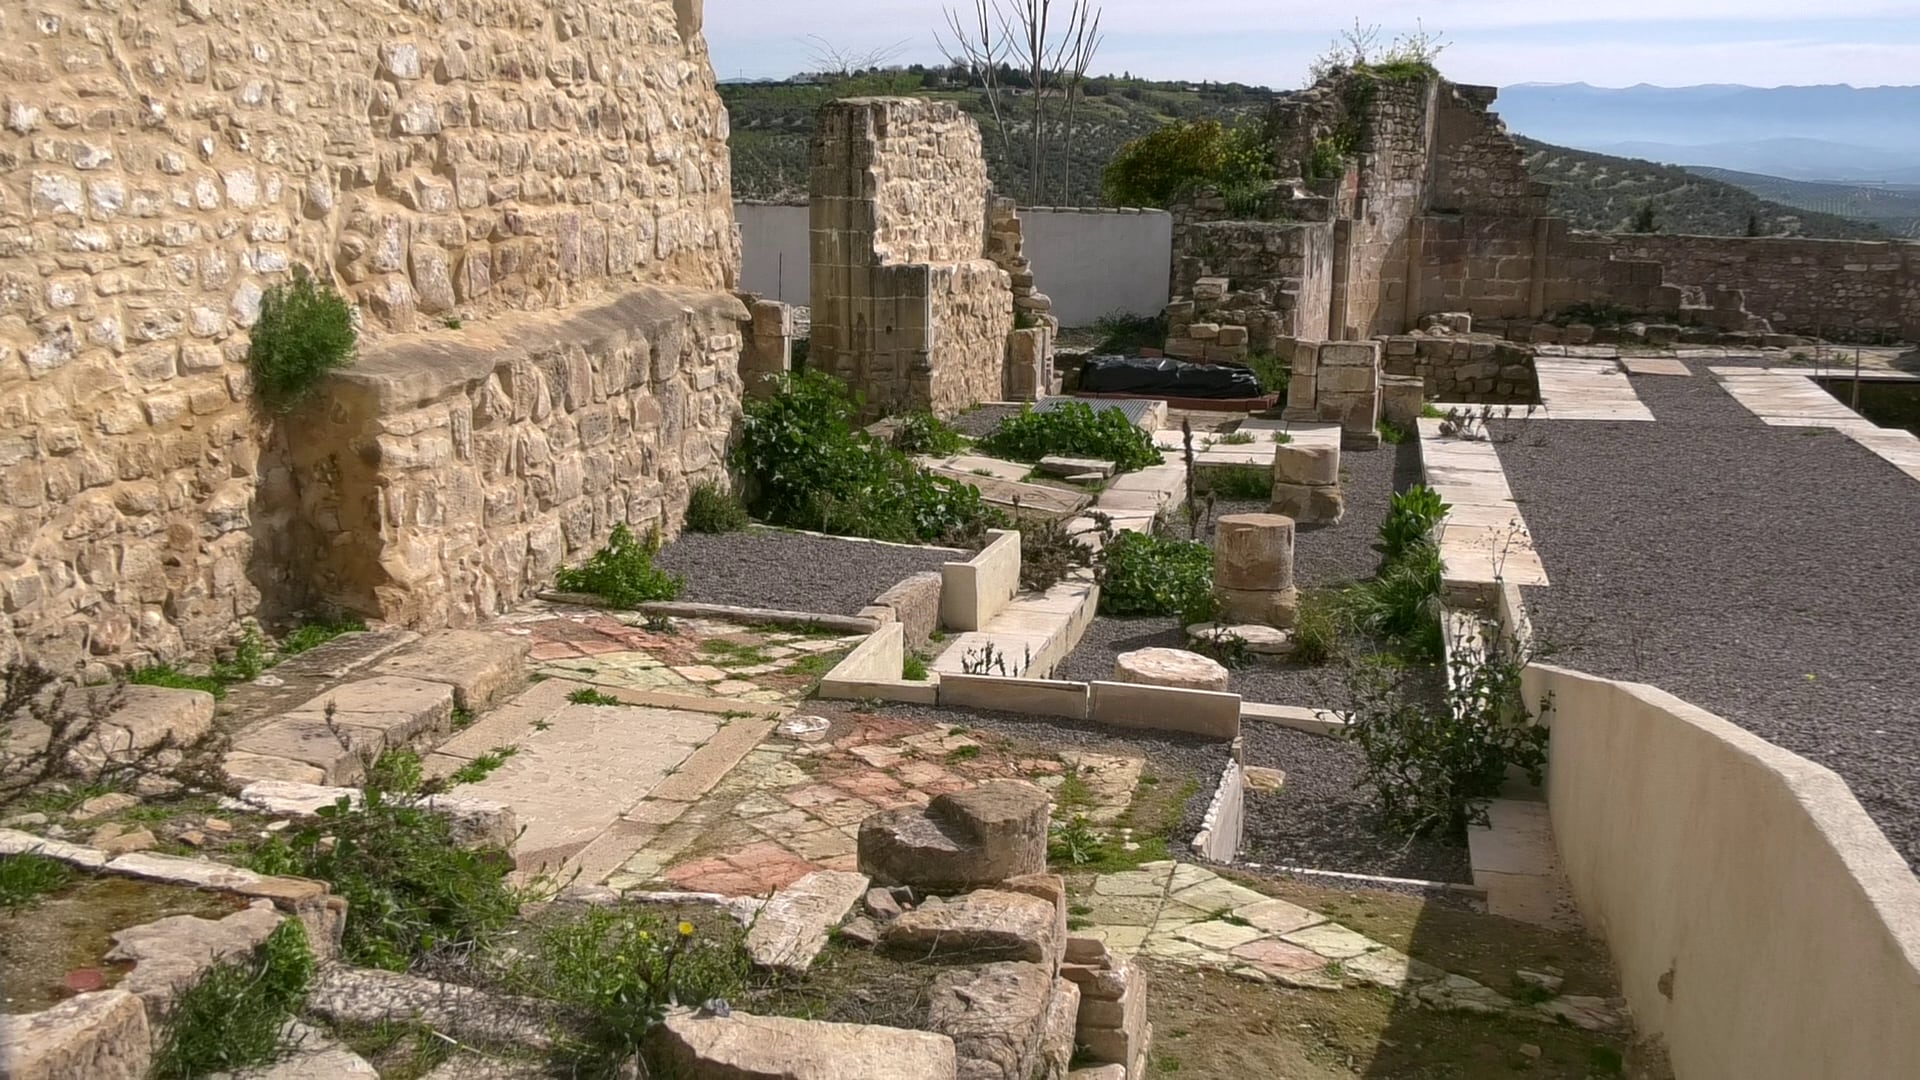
[1493, 369, 1920, 872]
[654, 528, 958, 616]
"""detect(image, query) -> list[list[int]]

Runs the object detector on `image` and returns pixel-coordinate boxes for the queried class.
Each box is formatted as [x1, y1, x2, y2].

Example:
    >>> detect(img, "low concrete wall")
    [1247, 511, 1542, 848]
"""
[818, 624, 940, 705]
[1087, 681, 1241, 739]
[940, 530, 1021, 633]
[1525, 664, 1920, 1079]
[1191, 758, 1245, 862]
[734, 203, 1174, 327]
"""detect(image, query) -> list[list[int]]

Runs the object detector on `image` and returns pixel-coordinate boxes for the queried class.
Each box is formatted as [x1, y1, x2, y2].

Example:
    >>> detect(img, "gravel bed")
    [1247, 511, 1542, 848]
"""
[1238, 722, 1473, 883]
[877, 702, 1234, 846]
[950, 403, 1026, 439]
[1493, 371, 1920, 872]
[653, 528, 958, 616]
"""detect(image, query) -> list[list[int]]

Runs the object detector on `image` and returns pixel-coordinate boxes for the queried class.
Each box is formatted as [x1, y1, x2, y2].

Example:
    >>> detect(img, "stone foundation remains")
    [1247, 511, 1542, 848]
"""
[0, 0, 743, 670]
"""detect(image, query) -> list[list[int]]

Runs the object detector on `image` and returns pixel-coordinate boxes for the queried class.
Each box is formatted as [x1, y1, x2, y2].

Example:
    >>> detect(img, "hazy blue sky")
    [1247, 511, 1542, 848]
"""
[704, 2, 1920, 88]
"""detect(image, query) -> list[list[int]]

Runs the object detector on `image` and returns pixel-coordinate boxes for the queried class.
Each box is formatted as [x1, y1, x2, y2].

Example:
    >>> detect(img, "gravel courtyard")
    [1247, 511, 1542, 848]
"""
[654, 528, 960, 615]
[1494, 369, 1920, 872]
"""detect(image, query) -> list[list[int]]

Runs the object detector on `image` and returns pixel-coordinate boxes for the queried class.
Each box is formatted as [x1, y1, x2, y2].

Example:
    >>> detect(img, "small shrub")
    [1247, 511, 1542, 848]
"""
[1243, 352, 1291, 397]
[902, 653, 929, 681]
[151, 919, 314, 1080]
[733, 371, 995, 545]
[0, 852, 73, 909]
[1099, 531, 1216, 623]
[1378, 484, 1449, 564]
[1376, 419, 1411, 444]
[1018, 514, 1108, 593]
[556, 524, 684, 609]
[979, 401, 1160, 473]
[1190, 629, 1251, 669]
[210, 626, 271, 684]
[248, 266, 356, 413]
[1420, 402, 1446, 419]
[1290, 592, 1343, 665]
[1345, 541, 1445, 662]
[1343, 642, 1548, 838]
[1091, 312, 1167, 355]
[129, 665, 226, 699]
[509, 908, 748, 1073]
[1102, 119, 1274, 210]
[889, 410, 967, 456]
[685, 482, 749, 534]
[567, 688, 625, 706]
[246, 749, 519, 971]
[1215, 430, 1256, 445]
[277, 613, 367, 658]
[1202, 465, 1271, 500]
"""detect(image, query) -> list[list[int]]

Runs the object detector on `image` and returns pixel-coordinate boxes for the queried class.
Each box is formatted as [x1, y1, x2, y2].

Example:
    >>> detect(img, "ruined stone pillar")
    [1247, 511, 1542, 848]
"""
[1314, 341, 1382, 450]
[1212, 513, 1298, 627]
[1270, 444, 1344, 524]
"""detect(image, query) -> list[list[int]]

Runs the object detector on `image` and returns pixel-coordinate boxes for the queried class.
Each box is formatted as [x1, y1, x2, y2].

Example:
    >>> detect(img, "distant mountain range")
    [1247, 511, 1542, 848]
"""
[1494, 84, 1920, 183]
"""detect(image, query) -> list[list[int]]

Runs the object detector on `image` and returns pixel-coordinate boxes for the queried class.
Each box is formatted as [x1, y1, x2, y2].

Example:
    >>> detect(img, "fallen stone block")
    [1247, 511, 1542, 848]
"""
[374, 629, 529, 711]
[282, 675, 456, 746]
[1272, 444, 1338, 487]
[882, 889, 1062, 967]
[859, 780, 1049, 892]
[1112, 647, 1229, 692]
[1038, 976, 1080, 1080]
[1036, 456, 1116, 479]
[61, 685, 217, 777]
[226, 779, 517, 850]
[306, 965, 560, 1050]
[107, 900, 285, 1013]
[872, 571, 944, 651]
[0, 987, 150, 1080]
[1268, 482, 1345, 524]
[652, 1009, 957, 1080]
[745, 869, 870, 975]
[928, 962, 1057, 1080]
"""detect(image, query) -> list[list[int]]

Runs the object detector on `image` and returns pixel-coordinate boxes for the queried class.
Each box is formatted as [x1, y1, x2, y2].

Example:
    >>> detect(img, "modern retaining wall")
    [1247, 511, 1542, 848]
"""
[735, 202, 1173, 326]
[940, 529, 1020, 632]
[1523, 663, 1920, 1079]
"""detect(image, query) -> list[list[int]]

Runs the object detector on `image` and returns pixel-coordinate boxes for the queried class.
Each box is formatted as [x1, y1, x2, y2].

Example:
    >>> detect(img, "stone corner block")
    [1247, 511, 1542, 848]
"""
[373, 630, 530, 711]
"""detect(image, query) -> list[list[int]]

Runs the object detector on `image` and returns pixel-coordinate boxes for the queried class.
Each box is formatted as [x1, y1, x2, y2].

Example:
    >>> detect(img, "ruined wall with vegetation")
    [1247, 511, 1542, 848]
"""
[809, 97, 1012, 416]
[0, 0, 740, 671]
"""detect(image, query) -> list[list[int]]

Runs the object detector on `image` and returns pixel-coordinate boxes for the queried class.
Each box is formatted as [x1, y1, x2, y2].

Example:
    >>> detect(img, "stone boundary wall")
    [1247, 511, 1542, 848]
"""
[0, 0, 740, 670]
[289, 285, 743, 631]
[1522, 664, 1920, 1080]
[1379, 333, 1539, 403]
[809, 98, 1012, 417]
[1590, 233, 1920, 342]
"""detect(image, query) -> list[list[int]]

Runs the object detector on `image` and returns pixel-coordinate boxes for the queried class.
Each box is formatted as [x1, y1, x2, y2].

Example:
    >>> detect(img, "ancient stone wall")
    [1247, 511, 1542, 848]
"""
[1424, 85, 1550, 219]
[809, 98, 1013, 417]
[1590, 233, 1920, 341]
[1379, 332, 1539, 403]
[289, 285, 742, 631]
[1338, 77, 1434, 340]
[0, 0, 740, 671]
[1412, 216, 1682, 322]
[1171, 219, 1333, 347]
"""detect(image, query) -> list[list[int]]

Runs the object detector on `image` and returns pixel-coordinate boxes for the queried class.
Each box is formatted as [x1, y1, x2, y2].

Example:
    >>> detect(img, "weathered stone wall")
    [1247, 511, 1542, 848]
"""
[289, 285, 741, 630]
[0, 0, 740, 670]
[1590, 233, 1920, 341]
[809, 98, 1013, 417]
[1412, 215, 1682, 322]
[1171, 219, 1333, 348]
[1425, 85, 1550, 219]
[1379, 333, 1539, 403]
[1339, 77, 1433, 340]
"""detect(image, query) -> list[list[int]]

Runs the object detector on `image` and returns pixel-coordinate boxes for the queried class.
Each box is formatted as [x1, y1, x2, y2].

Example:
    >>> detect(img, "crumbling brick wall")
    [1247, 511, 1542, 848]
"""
[0, 0, 741, 671]
[809, 98, 1014, 417]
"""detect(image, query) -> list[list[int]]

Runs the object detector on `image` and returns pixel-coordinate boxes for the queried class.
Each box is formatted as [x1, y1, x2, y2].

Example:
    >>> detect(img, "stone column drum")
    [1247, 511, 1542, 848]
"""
[1270, 444, 1343, 524]
[1212, 513, 1298, 627]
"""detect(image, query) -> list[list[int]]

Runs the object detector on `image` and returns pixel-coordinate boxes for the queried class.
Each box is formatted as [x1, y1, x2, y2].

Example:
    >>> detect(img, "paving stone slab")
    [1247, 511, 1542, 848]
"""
[216, 630, 422, 727]
[373, 629, 529, 710]
[107, 901, 284, 1011]
[1280, 922, 1385, 960]
[307, 966, 560, 1050]
[283, 675, 456, 744]
[654, 1010, 957, 1080]
[745, 869, 871, 974]
[0, 987, 150, 1080]
[227, 716, 385, 785]
[883, 889, 1063, 966]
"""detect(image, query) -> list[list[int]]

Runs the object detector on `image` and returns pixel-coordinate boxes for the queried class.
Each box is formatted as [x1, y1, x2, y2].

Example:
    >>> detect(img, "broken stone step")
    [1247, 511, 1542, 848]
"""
[1036, 455, 1116, 479]
[0, 988, 151, 1079]
[373, 629, 529, 711]
[226, 676, 456, 785]
[744, 869, 870, 975]
[652, 1010, 957, 1080]
[881, 888, 1064, 968]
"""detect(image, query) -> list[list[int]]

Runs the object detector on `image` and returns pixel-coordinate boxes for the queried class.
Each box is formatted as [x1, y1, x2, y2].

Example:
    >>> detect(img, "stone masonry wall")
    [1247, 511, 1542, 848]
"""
[1424, 84, 1549, 219]
[0, 0, 740, 671]
[810, 97, 1013, 417]
[1592, 233, 1920, 342]
[1340, 77, 1434, 339]
[289, 284, 742, 630]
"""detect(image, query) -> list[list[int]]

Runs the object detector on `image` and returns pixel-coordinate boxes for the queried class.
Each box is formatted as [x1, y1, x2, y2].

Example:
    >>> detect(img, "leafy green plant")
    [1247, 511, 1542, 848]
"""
[128, 665, 226, 699]
[901, 653, 929, 681]
[1290, 592, 1344, 666]
[1049, 815, 1104, 866]
[1306, 132, 1355, 180]
[0, 852, 72, 909]
[1102, 119, 1274, 210]
[1241, 352, 1290, 397]
[246, 749, 519, 971]
[732, 371, 995, 545]
[1098, 531, 1216, 623]
[888, 410, 967, 456]
[1202, 465, 1272, 500]
[211, 626, 271, 683]
[278, 613, 367, 658]
[685, 481, 750, 534]
[1420, 402, 1446, 419]
[978, 401, 1160, 473]
[1342, 641, 1549, 838]
[1190, 629, 1251, 669]
[151, 919, 314, 1080]
[1378, 484, 1449, 564]
[1345, 541, 1445, 662]
[1376, 419, 1410, 444]
[506, 908, 747, 1075]
[567, 688, 625, 706]
[248, 266, 356, 413]
[555, 524, 684, 609]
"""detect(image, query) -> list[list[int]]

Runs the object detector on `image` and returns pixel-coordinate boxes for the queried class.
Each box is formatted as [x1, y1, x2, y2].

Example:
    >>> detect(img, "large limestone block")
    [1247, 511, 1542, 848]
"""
[0, 988, 151, 1080]
[1111, 648, 1228, 692]
[1215, 586, 1299, 628]
[745, 869, 871, 975]
[1269, 482, 1345, 525]
[1038, 976, 1080, 1080]
[306, 966, 559, 1050]
[872, 571, 943, 650]
[1272, 444, 1338, 487]
[374, 630, 529, 711]
[882, 889, 1063, 967]
[859, 780, 1049, 892]
[107, 900, 284, 1012]
[927, 962, 1057, 1080]
[1212, 514, 1295, 592]
[283, 676, 456, 744]
[653, 1010, 957, 1080]
[1380, 374, 1425, 427]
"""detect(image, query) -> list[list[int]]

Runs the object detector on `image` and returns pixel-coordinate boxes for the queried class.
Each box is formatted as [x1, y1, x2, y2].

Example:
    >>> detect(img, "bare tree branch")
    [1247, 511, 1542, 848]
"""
[937, 1, 1014, 170]
[801, 34, 910, 81]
